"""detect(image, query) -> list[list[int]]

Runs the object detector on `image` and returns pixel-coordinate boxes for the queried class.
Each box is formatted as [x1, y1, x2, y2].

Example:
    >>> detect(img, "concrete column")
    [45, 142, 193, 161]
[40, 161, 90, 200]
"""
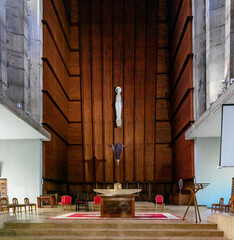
[0, 0, 7, 94]
[27, 0, 43, 123]
[206, 0, 225, 105]
[224, 0, 234, 87]
[6, 0, 29, 110]
[192, 0, 207, 120]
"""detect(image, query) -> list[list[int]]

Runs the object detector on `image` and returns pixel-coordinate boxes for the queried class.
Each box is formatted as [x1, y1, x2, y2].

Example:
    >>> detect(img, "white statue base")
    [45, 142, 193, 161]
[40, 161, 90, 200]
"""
[116, 119, 122, 128]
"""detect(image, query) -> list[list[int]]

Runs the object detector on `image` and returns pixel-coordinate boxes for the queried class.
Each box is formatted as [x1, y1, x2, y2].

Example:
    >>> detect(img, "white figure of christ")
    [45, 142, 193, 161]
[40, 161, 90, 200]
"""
[115, 86, 122, 128]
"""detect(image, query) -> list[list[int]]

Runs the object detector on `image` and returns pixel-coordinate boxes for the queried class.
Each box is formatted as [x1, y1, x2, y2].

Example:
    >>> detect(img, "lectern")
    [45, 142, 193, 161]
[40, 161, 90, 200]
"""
[183, 183, 209, 223]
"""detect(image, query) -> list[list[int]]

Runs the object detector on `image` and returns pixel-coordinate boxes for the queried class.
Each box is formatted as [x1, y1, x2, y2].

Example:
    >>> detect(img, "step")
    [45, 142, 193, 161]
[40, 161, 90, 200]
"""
[0, 236, 229, 240]
[4, 222, 218, 230]
[0, 228, 224, 237]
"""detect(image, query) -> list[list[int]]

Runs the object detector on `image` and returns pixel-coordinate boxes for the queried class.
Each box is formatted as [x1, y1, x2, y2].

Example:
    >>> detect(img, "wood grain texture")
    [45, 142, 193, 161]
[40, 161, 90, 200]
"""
[43, 62, 69, 119]
[155, 144, 172, 182]
[123, 0, 135, 182]
[43, 94, 68, 141]
[102, 0, 114, 183]
[67, 145, 84, 182]
[134, 0, 145, 182]
[113, 0, 124, 182]
[170, 20, 192, 90]
[144, 0, 157, 181]
[43, 0, 174, 187]
[43, 26, 70, 96]
[91, 0, 104, 182]
[172, 126, 194, 180]
[169, 0, 194, 181]
[43, 126, 68, 181]
[171, 56, 193, 115]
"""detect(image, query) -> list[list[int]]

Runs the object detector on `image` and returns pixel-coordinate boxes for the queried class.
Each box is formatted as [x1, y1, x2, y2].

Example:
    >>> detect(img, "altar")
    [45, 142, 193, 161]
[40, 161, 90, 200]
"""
[94, 189, 142, 218]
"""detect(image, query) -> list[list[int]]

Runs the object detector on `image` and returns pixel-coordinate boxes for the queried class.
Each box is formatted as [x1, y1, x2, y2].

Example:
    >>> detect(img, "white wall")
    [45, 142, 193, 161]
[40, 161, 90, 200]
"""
[195, 137, 234, 207]
[0, 139, 42, 204]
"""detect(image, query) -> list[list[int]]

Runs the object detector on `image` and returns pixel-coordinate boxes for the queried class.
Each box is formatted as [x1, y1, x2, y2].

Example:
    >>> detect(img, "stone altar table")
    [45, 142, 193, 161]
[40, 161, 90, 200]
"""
[93, 189, 142, 218]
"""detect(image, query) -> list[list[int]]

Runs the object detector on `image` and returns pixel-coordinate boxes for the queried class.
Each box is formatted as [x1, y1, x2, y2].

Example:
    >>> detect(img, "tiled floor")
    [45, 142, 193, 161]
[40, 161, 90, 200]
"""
[0, 202, 214, 226]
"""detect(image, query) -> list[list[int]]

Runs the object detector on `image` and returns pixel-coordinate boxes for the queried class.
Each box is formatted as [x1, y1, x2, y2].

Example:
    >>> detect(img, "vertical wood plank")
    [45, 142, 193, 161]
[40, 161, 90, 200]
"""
[145, 0, 157, 182]
[80, 0, 94, 182]
[102, 0, 114, 183]
[123, 0, 134, 182]
[113, 0, 124, 182]
[91, 0, 104, 182]
[134, 0, 145, 182]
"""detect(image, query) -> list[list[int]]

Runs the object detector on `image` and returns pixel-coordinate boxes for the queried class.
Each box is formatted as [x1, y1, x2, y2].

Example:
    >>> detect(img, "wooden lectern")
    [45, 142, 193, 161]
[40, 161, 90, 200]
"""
[183, 183, 209, 223]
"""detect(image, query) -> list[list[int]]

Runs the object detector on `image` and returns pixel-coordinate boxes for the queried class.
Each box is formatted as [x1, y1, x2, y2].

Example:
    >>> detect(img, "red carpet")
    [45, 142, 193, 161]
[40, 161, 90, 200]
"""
[49, 212, 182, 220]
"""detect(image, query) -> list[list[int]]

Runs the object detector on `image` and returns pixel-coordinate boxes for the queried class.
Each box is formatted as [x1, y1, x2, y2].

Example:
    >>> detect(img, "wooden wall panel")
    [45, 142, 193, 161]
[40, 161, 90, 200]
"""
[68, 123, 82, 144]
[171, 92, 193, 139]
[91, 0, 104, 182]
[43, 0, 70, 67]
[134, 0, 145, 182]
[123, 0, 135, 182]
[70, 76, 81, 100]
[113, 0, 124, 182]
[172, 127, 194, 180]
[43, 94, 68, 141]
[43, 0, 173, 191]
[43, 62, 69, 119]
[53, 0, 70, 43]
[80, 0, 94, 182]
[158, 23, 168, 48]
[171, 56, 193, 115]
[170, 0, 192, 61]
[170, 21, 192, 90]
[157, 75, 169, 98]
[70, 52, 80, 75]
[158, 0, 168, 21]
[69, 101, 81, 122]
[155, 144, 172, 182]
[43, 126, 68, 182]
[43, 0, 82, 194]
[156, 99, 170, 120]
[70, 26, 79, 50]
[43, 26, 70, 95]
[157, 49, 169, 73]
[156, 122, 171, 143]
[169, 0, 194, 181]
[144, 0, 157, 181]
[67, 145, 84, 182]
[102, 0, 114, 183]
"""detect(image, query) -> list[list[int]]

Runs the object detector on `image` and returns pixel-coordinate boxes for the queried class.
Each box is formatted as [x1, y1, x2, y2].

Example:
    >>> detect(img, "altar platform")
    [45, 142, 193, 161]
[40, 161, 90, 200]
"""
[0, 203, 229, 240]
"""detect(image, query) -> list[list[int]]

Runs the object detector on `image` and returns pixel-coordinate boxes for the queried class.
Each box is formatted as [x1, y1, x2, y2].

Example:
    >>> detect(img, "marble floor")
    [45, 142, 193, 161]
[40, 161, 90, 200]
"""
[0, 201, 214, 225]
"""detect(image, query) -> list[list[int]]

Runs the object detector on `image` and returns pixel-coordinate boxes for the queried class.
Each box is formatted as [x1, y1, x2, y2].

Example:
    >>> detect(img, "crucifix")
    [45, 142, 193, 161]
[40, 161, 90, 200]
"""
[110, 142, 125, 183]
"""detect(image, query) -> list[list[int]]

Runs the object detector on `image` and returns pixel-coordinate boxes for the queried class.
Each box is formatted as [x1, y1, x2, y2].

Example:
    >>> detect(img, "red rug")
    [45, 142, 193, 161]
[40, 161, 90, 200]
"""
[49, 212, 182, 220]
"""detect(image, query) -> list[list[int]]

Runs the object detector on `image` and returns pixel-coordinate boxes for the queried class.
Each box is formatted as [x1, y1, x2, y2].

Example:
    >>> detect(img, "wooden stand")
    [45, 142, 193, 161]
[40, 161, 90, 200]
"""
[101, 194, 135, 218]
[37, 196, 54, 208]
[183, 183, 209, 223]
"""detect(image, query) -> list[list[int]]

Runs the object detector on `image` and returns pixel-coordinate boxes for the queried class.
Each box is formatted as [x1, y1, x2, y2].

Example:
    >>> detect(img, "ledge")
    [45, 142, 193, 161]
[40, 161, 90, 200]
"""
[0, 93, 50, 141]
[186, 83, 234, 139]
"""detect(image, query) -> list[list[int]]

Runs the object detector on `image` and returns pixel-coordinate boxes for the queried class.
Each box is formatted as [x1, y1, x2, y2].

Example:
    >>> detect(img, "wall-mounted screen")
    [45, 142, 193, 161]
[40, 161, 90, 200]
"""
[220, 104, 234, 167]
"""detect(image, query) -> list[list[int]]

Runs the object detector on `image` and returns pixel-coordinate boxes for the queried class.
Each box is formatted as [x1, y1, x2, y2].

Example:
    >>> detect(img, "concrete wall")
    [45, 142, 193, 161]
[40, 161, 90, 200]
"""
[195, 137, 234, 207]
[0, 139, 42, 204]
[0, 0, 42, 123]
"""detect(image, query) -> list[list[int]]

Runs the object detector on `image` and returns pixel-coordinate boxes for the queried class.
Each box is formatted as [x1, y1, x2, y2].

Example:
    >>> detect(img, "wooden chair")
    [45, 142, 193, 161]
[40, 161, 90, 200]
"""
[155, 195, 165, 212]
[76, 193, 89, 211]
[211, 198, 224, 212]
[223, 198, 231, 213]
[24, 197, 37, 212]
[0, 198, 15, 213]
[12, 198, 26, 214]
[92, 196, 101, 211]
